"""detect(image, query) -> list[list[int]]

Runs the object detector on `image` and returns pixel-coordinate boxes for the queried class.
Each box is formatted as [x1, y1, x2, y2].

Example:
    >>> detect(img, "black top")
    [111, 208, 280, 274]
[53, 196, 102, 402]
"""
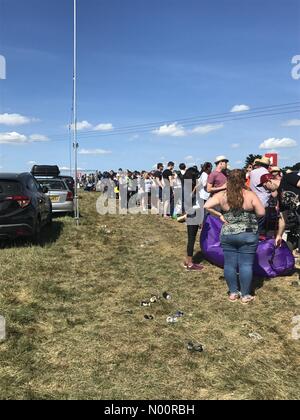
[162, 169, 173, 180]
[154, 170, 163, 181]
[278, 173, 300, 212]
[176, 171, 185, 186]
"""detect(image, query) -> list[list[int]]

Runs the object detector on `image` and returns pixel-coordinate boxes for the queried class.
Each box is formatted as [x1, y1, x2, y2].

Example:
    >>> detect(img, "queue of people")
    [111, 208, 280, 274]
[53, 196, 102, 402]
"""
[87, 155, 300, 304]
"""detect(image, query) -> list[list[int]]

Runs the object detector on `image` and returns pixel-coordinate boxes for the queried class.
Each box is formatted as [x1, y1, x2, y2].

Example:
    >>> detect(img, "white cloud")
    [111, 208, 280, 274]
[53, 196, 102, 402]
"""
[282, 119, 300, 127]
[191, 124, 224, 135]
[259, 137, 298, 149]
[153, 122, 224, 137]
[0, 113, 35, 126]
[231, 143, 240, 149]
[153, 123, 187, 137]
[69, 121, 114, 132]
[0, 132, 28, 144]
[79, 148, 112, 155]
[71, 121, 93, 131]
[0, 132, 49, 145]
[230, 105, 250, 113]
[59, 166, 83, 171]
[29, 134, 49, 142]
[94, 123, 114, 132]
[235, 160, 243, 165]
[185, 155, 194, 161]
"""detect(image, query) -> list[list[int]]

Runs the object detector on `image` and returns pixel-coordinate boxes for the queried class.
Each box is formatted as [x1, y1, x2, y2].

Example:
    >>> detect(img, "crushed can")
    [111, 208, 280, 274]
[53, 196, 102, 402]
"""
[163, 292, 172, 300]
[140, 300, 151, 307]
[166, 316, 178, 324]
[187, 341, 204, 353]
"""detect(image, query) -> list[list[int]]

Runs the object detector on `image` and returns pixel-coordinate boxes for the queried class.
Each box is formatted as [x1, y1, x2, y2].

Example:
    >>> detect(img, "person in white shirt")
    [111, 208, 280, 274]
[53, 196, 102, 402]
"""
[199, 162, 213, 202]
[141, 172, 152, 211]
[195, 162, 213, 226]
[250, 157, 271, 207]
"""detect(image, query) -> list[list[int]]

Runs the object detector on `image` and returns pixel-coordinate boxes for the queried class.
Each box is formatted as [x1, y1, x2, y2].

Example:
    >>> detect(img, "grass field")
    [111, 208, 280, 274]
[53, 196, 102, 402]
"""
[0, 192, 299, 400]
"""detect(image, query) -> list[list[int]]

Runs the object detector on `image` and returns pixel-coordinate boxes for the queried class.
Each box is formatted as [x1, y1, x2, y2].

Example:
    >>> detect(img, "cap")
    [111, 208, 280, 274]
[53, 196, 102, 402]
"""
[257, 173, 275, 187]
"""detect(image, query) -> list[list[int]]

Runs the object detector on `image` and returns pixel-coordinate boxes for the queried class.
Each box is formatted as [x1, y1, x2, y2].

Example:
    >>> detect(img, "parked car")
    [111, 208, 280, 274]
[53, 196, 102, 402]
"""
[59, 175, 75, 194]
[35, 178, 74, 215]
[0, 173, 52, 241]
[31, 166, 75, 193]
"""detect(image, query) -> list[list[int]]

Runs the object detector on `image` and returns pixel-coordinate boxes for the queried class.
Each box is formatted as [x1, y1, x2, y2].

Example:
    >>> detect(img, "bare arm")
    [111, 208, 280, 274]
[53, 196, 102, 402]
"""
[155, 177, 163, 189]
[206, 182, 227, 194]
[168, 176, 174, 188]
[275, 213, 286, 247]
[204, 193, 228, 224]
[193, 179, 203, 194]
[251, 192, 266, 218]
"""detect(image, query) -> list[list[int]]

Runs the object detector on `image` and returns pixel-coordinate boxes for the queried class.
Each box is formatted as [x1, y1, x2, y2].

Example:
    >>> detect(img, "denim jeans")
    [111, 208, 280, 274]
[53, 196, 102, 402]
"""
[221, 232, 259, 297]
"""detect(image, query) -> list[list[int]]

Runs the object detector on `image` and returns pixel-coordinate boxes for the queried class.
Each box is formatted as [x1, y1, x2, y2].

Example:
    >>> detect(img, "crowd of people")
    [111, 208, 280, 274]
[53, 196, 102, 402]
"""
[81, 155, 300, 304]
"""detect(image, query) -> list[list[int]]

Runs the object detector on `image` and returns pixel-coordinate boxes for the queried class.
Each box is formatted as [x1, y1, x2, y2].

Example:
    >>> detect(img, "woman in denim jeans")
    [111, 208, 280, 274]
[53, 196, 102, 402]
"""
[204, 170, 265, 304]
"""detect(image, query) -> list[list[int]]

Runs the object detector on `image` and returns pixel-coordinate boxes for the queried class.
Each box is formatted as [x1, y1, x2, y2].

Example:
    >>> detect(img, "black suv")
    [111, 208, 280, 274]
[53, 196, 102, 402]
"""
[0, 173, 52, 241]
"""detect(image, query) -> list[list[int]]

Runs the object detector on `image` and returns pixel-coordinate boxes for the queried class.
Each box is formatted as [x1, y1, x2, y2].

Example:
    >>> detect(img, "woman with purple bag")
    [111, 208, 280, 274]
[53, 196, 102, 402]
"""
[204, 170, 266, 304]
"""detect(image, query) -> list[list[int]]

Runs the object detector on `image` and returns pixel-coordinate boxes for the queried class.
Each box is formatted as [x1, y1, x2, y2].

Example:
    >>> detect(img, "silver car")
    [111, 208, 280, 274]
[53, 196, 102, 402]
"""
[36, 178, 74, 215]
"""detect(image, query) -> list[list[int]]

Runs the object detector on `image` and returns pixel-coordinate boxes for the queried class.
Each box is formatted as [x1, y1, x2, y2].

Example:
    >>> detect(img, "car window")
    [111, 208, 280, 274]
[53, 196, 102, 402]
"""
[0, 180, 22, 195]
[27, 177, 38, 192]
[34, 179, 42, 191]
[38, 180, 67, 191]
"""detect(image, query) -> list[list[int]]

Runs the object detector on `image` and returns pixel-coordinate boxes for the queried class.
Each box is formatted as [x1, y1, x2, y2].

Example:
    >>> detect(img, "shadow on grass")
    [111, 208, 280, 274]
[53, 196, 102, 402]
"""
[193, 251, 207, 265]
[252, 266, 299, 293]
[252, 276, 271, 293]
[39, 221, 64, 247]
[0, 221, 64, 249]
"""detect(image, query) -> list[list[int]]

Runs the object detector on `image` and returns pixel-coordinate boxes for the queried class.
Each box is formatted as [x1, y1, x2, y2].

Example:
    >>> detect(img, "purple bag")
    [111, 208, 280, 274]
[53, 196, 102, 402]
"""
[200, 215, 295, 278]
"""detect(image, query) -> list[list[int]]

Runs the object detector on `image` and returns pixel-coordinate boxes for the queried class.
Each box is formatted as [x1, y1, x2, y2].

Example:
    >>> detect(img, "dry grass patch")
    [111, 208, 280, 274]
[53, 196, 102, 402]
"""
[0, 192, 299, 400]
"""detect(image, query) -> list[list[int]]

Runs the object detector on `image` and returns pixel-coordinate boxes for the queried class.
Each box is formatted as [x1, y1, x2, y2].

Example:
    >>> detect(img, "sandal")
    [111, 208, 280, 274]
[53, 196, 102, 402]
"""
[228, 293, 240, 302]
[241, 295, 255, 305]
[186, 263, 204, 271]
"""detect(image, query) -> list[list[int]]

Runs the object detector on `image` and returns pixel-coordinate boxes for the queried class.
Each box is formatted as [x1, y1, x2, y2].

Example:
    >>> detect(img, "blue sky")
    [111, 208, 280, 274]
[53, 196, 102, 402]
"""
[0, 0, 300, 173]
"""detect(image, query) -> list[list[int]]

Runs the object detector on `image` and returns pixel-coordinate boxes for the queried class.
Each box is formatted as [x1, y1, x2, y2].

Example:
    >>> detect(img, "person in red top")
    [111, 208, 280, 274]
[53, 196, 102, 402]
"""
[207, 155, 229, 195]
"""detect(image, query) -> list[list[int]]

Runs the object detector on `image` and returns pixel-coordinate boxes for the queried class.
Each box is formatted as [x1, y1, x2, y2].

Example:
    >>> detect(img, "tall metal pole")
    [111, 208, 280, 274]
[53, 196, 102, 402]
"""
[73, 0, 79, 225]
